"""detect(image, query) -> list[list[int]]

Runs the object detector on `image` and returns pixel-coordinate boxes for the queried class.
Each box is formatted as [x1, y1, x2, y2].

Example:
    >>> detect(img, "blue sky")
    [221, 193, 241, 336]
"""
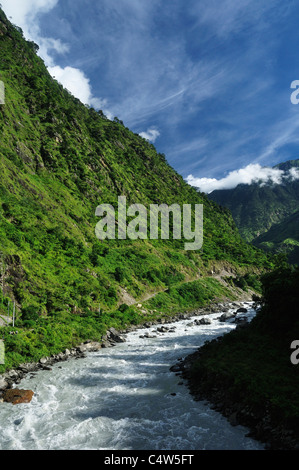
[2, 0, 299, 192]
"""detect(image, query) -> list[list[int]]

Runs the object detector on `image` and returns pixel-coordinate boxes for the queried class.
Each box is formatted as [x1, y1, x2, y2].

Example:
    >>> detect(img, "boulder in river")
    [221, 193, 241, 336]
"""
[236, 307, 248, 313]
[195, 318, 212, 325]
[2, 389, 34, 405]
[218, 312, 235, 322]
[108, 328, 126, 343]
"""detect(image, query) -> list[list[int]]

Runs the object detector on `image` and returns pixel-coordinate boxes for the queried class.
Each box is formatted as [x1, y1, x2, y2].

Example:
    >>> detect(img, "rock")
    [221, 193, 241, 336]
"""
[195, 318, 212, 325]
[6, 370, 20, 380]
[170, 364, 183, 373]
[2, 389, 34, 405]
[83, 342, 102, 351]
[218, 312, 235, 322]
[0, 377, 8, 391]
[157, 326, 169, 333]
[236, 307, 248, 313]
[142, 332, 157, 339]
[234, 316, 248, 324]
[108, 328, 126, 343]
[18, 363, 37, 373]
[39, 357, 48, 365]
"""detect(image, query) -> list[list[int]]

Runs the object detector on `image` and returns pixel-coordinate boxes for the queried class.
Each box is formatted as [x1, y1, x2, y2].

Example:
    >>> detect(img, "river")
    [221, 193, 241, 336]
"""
[0, 302, 264, 450]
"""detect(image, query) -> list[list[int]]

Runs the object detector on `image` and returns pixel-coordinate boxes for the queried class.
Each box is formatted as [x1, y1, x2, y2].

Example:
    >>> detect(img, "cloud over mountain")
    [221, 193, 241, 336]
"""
[186, 163, 299, 193]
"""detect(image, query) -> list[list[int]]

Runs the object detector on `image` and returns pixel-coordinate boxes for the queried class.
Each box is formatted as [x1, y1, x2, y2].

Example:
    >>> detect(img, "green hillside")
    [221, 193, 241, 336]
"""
[254, 210, 299, 265]
[0, 8, 270, 370]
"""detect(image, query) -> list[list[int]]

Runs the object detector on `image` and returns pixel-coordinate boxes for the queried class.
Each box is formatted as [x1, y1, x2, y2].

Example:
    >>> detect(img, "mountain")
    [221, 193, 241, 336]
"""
[208, 160, 299, 264]
[254, 210, 299, 264]
[0, 8, 272, 370]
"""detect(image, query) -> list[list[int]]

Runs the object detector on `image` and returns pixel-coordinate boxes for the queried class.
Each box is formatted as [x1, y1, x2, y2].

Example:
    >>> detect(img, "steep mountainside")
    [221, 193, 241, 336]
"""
[0, 8, 269, 325]
[208, 160, 299, 263]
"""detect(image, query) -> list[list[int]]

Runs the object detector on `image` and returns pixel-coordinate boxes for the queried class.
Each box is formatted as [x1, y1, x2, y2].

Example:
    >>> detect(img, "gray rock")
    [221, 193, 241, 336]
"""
[234, 316, 248, 324]
[39, 357, 48, 365]
[108, 328, 126, 343]
[0, 377, 8, 391]
[6, 370, 19, 380]
[196, 317, 212, 325]
[218, 312, 235, 322]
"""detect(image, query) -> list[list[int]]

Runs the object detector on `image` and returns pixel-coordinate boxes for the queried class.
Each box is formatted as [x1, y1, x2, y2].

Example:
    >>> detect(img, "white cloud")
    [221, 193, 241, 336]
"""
[1, 0, 110, 114]
[186, 163, 299, 193]
[1, 0, 59, 31]
[48, 66, 113, 117]
[139, 128, 160, 143]
[289, 167, 299, 181]
[48, 65, 92, 105]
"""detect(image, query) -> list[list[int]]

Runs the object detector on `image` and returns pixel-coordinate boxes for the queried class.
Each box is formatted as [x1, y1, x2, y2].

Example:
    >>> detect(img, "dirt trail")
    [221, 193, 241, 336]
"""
[118, 271, 254, 308]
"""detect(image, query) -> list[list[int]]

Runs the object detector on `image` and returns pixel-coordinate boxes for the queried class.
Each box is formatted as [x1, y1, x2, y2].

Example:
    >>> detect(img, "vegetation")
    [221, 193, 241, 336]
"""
[188, 264, 299, 445]
[254, 210, 299, 265]
[0, 275, 241, 373]
[0, 8, 273, 371]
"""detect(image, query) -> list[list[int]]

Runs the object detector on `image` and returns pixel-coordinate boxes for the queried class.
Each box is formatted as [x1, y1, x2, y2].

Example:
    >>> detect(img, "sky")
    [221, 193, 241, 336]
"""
[2, 0, 299, 193]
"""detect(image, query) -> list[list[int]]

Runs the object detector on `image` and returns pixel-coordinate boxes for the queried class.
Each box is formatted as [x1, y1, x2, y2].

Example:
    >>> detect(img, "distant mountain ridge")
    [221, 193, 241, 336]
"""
[208, 159, 299, 264]
[254, 209, 299, 265]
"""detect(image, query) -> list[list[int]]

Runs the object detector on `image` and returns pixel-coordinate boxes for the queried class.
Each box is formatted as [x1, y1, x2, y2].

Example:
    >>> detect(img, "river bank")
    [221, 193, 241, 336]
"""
[174, 330, 299, 450]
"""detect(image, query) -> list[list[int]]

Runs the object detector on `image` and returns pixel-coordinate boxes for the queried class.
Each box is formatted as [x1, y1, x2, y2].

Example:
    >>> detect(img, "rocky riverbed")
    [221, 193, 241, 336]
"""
[0, 300, 250, 403]
[0, 300, 265, 451]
